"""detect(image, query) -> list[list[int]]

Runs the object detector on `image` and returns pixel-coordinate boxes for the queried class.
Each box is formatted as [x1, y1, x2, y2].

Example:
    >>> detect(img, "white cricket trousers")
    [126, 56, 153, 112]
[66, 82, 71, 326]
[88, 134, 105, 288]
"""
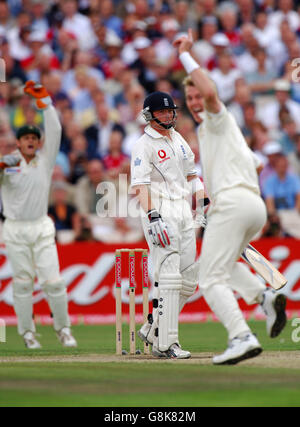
[199, 187, 267, 340]
[141, 198, 197, 350]
[3, 215, 71, 335]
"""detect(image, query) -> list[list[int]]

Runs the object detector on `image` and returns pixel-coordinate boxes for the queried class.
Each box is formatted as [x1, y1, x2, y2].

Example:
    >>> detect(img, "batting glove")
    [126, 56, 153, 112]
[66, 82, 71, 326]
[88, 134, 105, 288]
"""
[147, 209, 171, 248]
[194, 205, 207, 229]
[0, 154, 21, 169]
[24, 80, 52, 110]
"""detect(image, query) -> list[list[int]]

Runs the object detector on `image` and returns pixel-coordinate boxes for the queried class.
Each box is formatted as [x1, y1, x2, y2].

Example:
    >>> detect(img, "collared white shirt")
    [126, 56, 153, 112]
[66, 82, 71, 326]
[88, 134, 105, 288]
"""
[131, 125, 197, 201]
[0, 106, 62, 221]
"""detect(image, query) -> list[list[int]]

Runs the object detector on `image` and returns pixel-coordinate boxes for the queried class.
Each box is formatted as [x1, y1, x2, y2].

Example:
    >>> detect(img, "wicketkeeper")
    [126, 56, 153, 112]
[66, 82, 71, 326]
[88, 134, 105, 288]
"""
[0, 81, 77, 349]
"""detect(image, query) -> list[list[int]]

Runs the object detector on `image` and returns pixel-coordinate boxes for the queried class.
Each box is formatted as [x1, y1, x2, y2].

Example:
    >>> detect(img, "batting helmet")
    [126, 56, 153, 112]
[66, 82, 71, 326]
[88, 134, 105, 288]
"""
[142, 91, 178, 129]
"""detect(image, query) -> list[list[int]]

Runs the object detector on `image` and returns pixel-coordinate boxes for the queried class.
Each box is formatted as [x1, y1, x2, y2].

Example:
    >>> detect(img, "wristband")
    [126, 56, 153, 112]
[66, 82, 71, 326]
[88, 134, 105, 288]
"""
[190, 177, 204, 195]
[147, 209, 161, 222]
[179, 52, 200, 74]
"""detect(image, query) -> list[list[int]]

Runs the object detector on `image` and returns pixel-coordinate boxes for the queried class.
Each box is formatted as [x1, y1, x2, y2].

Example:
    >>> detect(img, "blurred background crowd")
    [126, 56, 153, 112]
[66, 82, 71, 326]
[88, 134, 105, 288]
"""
[0, 0, 300, 243]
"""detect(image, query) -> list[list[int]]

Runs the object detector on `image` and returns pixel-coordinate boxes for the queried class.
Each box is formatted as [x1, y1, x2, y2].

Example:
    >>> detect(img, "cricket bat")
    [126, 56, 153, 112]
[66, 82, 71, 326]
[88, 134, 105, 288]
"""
[241, 244, 287, 290]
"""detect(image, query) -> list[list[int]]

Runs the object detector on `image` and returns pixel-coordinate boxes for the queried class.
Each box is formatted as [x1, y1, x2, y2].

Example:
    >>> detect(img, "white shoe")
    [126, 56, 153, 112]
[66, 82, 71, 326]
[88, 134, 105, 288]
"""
[138, 316, 154, 346]
[261, 289, 287, 338]
[57, 327, 77, 348]
[23, 331, 42, 349]
[152, 343, 191, 359]
[213, 333, 262, 365]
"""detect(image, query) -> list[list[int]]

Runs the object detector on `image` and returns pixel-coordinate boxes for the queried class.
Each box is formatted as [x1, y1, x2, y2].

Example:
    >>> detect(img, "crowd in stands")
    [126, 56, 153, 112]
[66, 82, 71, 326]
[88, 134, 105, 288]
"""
[0, 0, 300, 243]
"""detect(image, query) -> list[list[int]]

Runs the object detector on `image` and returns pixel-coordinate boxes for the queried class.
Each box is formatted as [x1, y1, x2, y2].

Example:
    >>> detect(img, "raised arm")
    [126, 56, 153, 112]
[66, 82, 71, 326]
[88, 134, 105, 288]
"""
[24, 81, 62, 169]
[173, 29, 221, 114]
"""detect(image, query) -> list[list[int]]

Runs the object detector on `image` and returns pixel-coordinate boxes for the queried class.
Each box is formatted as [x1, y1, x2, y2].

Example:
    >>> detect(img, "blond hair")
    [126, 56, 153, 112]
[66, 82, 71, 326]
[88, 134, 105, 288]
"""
[183, 75, 195, 89]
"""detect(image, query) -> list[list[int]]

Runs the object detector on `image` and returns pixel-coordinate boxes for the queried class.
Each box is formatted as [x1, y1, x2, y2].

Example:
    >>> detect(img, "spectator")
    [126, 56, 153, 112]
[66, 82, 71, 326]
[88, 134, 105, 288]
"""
[268, 0, 300, 32]
[24, 30, 60, 81]
[7, 11, 32, 62]
[93, 217, 144, 243]
[261, 213, 285, 238]
[99, 0, 123, 39]
[10, 92, 42, 131]
[218, 2, 241, 48]
[228, 79, 253, 128]
[245, 47, 278, 96]
[288, 132, 300, 176]
[263, 153, 300, 238]
[235, 23, 262, 74]
[102, 129, 130, 183]
[85, 102, 125, 158]
[253, 10, 280, 50]
[0, 37, 27, 82]
[193, 16, 217, 66]
[74, 159, 107, 216]
[129, 36, 157, 93]
[174, 0, 197, 32]
[210, 49, 242, 104]
[30, 0, 50, 33]
[155, 18, 179, 69]
[260, 140, 283, 190]
[279, 115, 299, 154]
[48, 181, 81, 244]
[257, 79, 300, 134]
[50, 164, 75, 205]
[68, 133, 89, 184]
[0, 0, 15, 33]
[60, 0, 97, 50]
[241, 101, 257, 144]
[206, 32, 231, 71]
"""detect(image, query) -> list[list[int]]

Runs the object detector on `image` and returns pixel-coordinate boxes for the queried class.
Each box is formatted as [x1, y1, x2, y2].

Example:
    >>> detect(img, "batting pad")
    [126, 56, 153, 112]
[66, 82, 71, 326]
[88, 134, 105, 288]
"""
[179, 261, 200, 312]
[12, 281, 35, 336]
[42, 281, 70, 332]
[158, 273, 182, 351]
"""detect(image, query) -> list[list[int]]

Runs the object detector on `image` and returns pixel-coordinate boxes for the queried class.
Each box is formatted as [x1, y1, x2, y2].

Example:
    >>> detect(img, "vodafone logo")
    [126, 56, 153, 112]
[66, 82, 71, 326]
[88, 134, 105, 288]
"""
[158, 150, 167, 159]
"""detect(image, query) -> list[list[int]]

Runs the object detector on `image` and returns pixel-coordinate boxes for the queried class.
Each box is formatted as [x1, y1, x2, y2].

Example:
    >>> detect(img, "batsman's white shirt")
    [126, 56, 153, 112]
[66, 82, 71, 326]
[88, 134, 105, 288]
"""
[0, 105, 62, 221]
[131, 125, 197, 201]
[198, 103, 260, 201]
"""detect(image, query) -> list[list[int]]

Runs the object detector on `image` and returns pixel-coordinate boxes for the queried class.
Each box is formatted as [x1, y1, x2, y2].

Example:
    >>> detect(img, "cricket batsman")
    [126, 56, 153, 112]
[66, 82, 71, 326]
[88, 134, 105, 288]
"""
[0, 81, 77, 349]
[174, 30, 287, 365]
[131, 91, 207, 358]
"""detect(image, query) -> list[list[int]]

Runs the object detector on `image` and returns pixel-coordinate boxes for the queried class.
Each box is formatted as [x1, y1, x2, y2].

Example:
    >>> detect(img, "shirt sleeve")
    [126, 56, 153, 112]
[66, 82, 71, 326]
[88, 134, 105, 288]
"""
[40, 105, 62, 171]
[184, 140, 198, 177]
[204, 103, 229, 134]
[131, 139, 153, 187]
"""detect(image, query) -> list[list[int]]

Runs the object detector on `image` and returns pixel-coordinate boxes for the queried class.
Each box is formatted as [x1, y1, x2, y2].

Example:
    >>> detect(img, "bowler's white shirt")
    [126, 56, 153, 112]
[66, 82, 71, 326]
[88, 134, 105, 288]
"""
[197, 104, 260, 201]
[0, 106, 62, 221]
[131, 125, 197, 200]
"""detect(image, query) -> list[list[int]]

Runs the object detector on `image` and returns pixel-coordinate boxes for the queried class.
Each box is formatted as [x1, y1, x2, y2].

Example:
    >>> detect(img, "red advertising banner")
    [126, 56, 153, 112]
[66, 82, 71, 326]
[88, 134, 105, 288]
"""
[0, 239, 300, 325]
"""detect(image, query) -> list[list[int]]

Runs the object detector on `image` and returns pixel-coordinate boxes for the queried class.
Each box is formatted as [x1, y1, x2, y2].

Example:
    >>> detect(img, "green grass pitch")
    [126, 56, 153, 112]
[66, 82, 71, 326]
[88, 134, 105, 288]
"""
[0, 320, 300, 407]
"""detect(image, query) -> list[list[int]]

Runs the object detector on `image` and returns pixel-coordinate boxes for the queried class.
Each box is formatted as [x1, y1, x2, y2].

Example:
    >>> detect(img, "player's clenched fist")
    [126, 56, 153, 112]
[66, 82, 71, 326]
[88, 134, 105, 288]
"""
[147, 209, 171, 248]
[24, 80, 52, 110]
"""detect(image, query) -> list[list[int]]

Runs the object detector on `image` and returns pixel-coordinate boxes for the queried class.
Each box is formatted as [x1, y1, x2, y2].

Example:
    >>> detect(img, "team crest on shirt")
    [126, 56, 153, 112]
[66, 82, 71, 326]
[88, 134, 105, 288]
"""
[134, 157, 142, 166]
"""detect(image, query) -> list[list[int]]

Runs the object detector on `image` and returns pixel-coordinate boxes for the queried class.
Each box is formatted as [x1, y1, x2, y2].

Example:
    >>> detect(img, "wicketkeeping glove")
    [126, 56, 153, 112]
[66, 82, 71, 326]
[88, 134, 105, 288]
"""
[147, 209, 171, 248]
[0, 154, 21, 169]
[24, 80, 52, 110]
